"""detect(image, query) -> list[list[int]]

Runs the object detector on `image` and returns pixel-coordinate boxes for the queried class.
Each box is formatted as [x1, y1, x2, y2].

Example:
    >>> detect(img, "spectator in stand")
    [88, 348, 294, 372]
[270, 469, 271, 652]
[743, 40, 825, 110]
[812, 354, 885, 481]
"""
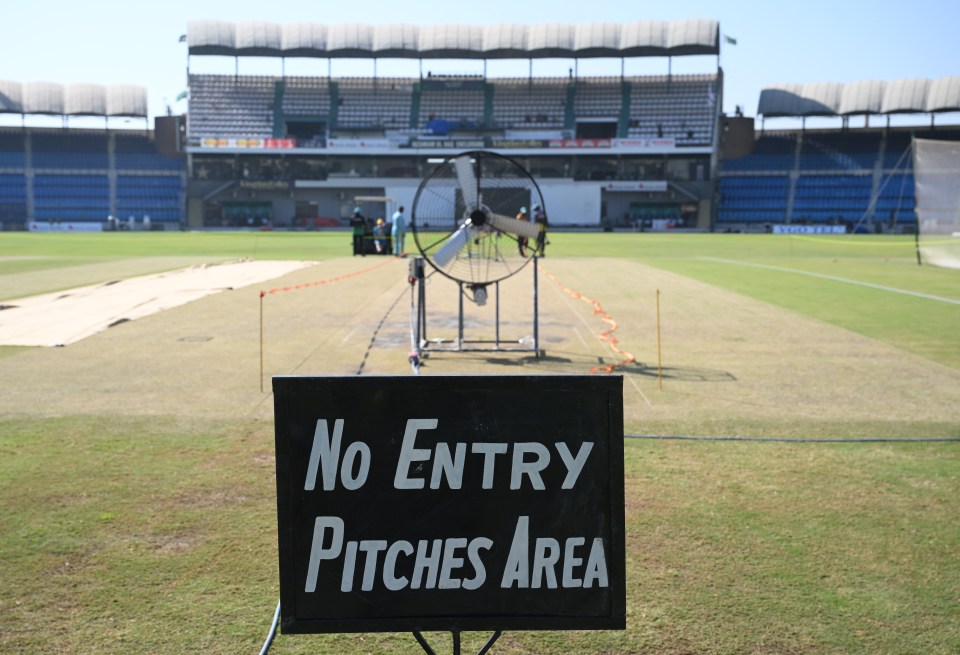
[350, 207, 366, 256]
[391, 205, 406, 256]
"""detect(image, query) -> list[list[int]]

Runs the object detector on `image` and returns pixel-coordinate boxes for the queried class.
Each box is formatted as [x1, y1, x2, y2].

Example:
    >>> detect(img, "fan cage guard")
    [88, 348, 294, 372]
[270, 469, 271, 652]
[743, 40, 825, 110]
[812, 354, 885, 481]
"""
[408, 151, 545, 359]
[411, 151, 547, 287]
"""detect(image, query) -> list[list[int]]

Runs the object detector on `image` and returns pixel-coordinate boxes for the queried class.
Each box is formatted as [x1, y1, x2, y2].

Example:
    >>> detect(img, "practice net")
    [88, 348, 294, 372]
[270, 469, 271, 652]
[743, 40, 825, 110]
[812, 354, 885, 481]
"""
[913, 138, 960, 269]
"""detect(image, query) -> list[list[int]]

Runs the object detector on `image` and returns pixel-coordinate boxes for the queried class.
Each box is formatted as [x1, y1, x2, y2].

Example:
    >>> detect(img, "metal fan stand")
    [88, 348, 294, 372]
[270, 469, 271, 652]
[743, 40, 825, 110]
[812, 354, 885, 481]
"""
[409, 255, 539, 360]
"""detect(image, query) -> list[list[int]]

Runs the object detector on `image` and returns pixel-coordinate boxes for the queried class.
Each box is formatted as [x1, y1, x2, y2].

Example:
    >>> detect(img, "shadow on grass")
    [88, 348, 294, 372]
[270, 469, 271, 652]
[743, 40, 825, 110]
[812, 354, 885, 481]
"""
[623, 362, 737, 382]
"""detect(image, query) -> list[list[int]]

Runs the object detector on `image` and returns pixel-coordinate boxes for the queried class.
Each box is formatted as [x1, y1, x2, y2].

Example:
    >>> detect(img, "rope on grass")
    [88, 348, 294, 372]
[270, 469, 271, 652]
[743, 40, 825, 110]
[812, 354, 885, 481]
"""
[258, 258, 397, 392]
[260, 258, 394, 297]
[540, 265, 636, 375]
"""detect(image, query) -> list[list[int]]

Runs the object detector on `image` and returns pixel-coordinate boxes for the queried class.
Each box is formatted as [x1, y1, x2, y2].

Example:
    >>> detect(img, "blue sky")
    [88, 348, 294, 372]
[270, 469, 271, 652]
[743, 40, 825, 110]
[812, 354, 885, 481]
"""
[3, 0, 959, 128]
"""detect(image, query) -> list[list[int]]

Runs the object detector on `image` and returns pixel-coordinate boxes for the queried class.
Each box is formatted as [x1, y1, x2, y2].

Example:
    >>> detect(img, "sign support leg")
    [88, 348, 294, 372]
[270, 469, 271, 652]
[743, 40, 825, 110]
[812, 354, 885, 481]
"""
[411, 630, 502, 655]
[457, 281, 464, 351]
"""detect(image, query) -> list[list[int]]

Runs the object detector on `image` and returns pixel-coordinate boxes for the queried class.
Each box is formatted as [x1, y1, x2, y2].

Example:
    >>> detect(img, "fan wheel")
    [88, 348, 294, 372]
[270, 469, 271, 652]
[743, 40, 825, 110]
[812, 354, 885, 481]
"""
[411, 151, 546, 286]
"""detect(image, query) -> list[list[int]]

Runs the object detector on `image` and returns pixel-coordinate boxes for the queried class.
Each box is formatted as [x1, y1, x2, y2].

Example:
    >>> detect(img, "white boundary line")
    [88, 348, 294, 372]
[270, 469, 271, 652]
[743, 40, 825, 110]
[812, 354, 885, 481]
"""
[700, 257, 960, 306]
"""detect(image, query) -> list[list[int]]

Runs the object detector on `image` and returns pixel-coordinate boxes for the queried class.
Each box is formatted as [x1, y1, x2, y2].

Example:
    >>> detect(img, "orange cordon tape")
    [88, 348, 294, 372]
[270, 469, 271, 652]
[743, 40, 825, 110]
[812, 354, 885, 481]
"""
[540, 265, 636, 374]
[259, 259, 394, 298]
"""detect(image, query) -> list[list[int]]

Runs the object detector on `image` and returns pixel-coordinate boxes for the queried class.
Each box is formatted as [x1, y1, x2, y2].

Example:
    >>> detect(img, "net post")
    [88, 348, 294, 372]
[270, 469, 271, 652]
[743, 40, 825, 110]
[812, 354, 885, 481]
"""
[259, 290, 265, 393]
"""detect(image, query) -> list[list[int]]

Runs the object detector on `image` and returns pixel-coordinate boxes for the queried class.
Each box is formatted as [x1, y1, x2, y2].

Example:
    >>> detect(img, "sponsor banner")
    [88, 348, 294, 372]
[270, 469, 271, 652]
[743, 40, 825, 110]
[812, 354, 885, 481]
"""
[265, 138, 297, 149]
[613, 138, 677, 150]
[327, 138, 396, 150]
[548, 138, 613, 149]
[273, 375, 626, 634]
[772, 225, 846, 234]
[490, 139, 549, 149]
[29, 221, 103, 232]
[239, 180, 291, 191]
[199, 137, 296, 149]
[602, 181, 668, 192]
[408, 139, 486, 149]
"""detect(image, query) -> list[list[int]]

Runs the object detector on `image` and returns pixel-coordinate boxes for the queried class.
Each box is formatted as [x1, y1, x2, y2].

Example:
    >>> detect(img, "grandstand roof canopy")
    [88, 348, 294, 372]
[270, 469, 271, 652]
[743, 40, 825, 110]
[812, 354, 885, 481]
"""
[186, 19, 720, 59]
[0, 81, 148, 117]
[758, 75, 960, 117]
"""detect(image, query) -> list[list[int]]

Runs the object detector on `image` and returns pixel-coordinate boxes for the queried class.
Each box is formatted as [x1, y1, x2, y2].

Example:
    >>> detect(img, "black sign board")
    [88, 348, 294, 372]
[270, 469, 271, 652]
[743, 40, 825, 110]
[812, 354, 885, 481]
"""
[273, 375, 625, 634]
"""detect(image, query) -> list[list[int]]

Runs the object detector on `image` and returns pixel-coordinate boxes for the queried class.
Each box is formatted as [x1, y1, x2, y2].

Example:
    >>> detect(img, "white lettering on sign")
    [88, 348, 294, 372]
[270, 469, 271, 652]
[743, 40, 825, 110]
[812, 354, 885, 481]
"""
[305, 516, 345, 592]
[394, 418, 438, 489]
[304, 419, 371, 491]
[304, 516, 495, 593]
[297, 418, 609, 596]
[501, 516, 608, 589]
[393, 419, 594, 491]
[305, 515, 608, 594]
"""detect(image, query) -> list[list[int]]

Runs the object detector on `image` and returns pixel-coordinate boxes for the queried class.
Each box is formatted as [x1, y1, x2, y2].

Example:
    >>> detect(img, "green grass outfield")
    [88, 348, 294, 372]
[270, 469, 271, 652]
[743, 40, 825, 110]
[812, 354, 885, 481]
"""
[1, 231, 958, 654]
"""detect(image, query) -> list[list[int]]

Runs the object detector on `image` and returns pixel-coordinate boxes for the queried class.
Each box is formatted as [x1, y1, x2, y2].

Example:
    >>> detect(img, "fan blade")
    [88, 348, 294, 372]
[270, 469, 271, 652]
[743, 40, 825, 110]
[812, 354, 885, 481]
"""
[488, 213, 542, 240]
[432, 223, 471, 268]
[453, 156, 479, 210]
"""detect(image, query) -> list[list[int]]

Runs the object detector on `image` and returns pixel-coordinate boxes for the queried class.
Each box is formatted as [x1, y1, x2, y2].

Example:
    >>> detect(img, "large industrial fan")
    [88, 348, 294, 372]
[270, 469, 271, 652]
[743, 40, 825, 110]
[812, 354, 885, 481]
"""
[409, 151, 547, 358]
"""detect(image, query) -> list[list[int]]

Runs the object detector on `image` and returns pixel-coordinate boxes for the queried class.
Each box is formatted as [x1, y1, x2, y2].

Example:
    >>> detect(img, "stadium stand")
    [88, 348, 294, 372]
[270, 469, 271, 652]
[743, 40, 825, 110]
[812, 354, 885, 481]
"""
[3, 21, 956, 232]
[717, 74, 960, 232]
[626, 74, 717, 145]
[716, 128, 960, 230]
[32, 131, 109, 169]
[185, 72, 720, 147]
[0, 173, 27, 223]
[188, 74, 275, 143]
[0, 128, 184, 229]
[490, 78, 568, 130]
[331, 77, 413, 130]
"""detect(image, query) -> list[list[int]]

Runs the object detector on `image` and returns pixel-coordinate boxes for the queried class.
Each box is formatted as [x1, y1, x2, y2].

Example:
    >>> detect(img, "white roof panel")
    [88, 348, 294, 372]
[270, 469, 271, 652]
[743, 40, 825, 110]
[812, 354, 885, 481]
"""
[926, 75, 960, 113]
[666, 19, 718, 55]
[65, 84, 106, 116]
[0, 80, 23, 113]
[418, 24, 483, 58]
[235, 21, 282, 56]
[574, 22, 621, 57]
[327, 23, 374, 56]
[838, 80, 885, 115]
[373, 24, 420, 57]
[23, 82, 64, 115]
[187, 20, 235, 55]
[281, 23, 327, 56]
[107, 85, 148, 117]
[619, 20, 667, 55]
[882, 78, 930, 113]
[800, 81, 842, 116]
[526, 23, 576, 57]
[482, 23, 528, 57]
[187, 20, 721, 58]
[757, 83, 805, 117]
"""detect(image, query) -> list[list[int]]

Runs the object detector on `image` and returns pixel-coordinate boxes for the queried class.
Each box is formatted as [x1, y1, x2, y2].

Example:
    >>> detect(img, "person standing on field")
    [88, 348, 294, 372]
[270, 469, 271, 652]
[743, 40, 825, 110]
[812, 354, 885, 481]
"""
[350, 207, 366, 256]
[373, 218, 386, 254]
[533, 203, 547, 256]
[516, 206, 530, 257]
[391, 205, 406, 256]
